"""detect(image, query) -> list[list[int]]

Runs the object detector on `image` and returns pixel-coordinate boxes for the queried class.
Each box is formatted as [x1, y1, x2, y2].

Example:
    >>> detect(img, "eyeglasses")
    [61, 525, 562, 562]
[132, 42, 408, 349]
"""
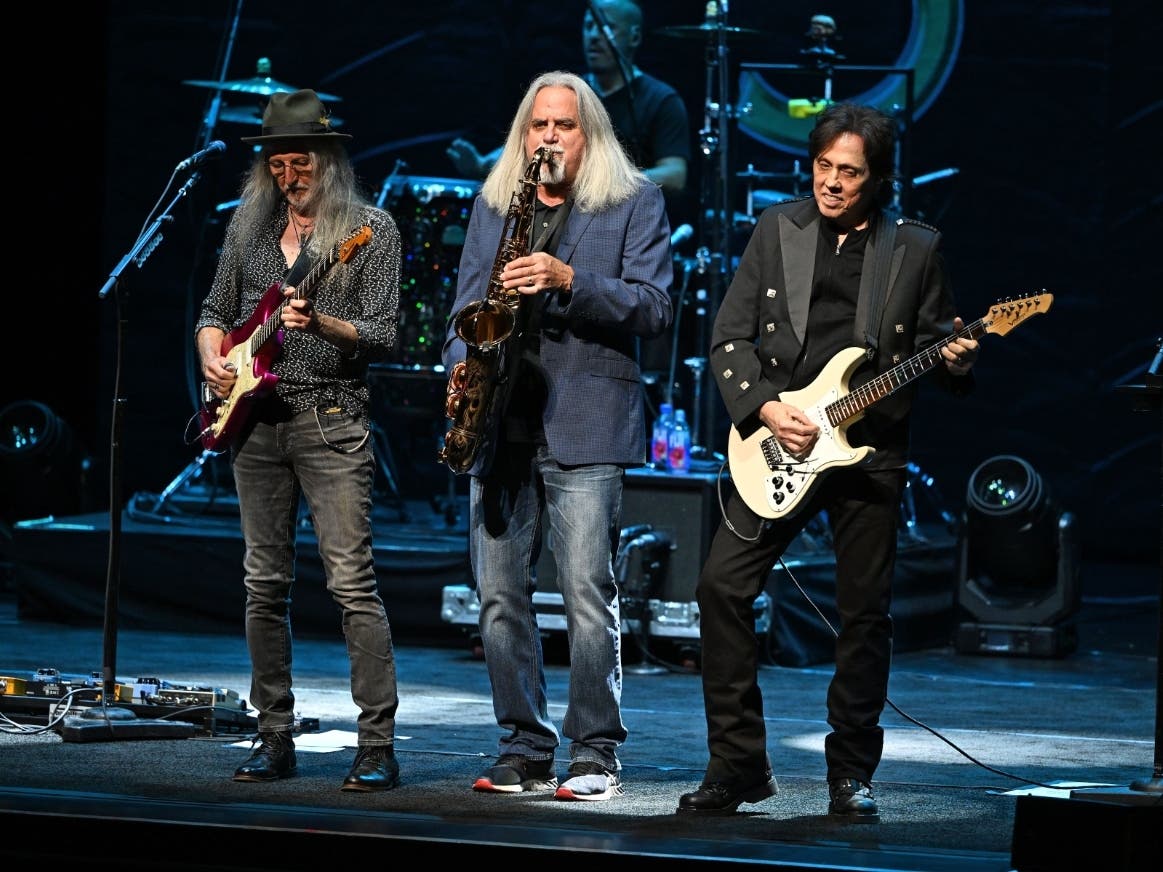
[267, 157, 313, 175]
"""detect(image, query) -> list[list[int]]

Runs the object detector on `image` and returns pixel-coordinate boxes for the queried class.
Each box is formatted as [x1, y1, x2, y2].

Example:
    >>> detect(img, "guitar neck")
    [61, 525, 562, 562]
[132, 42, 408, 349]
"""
[295, 245, 342, 301]
[828, 317, 989, 425]
[248, 243, 344, 355]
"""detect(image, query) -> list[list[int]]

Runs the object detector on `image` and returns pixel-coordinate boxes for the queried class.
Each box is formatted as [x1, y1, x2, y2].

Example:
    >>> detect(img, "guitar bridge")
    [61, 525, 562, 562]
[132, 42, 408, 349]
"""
[760, 434, 784, 470]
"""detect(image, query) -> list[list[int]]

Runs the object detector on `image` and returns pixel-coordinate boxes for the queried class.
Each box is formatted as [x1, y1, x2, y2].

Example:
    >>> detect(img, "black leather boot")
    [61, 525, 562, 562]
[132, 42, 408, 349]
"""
[677, 771, 778, 814]
[232, 731, 297, 782]
[828, 777, 880, 822]
[341, 745, 400, 792]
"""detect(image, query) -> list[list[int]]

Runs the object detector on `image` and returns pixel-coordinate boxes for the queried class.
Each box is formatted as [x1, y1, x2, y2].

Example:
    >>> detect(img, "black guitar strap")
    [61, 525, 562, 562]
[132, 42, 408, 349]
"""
[283, 245, 316, 289]
[861, 213, 899, 360]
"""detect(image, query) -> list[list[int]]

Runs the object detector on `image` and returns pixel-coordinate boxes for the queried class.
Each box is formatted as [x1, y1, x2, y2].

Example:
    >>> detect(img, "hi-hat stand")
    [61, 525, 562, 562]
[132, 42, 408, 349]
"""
[691, 1, 743, 458]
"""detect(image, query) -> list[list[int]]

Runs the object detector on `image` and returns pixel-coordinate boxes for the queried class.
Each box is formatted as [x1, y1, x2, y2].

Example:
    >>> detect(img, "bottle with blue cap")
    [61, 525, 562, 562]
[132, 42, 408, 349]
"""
[651, 403, 673, 469]
[667, 408, 691, 474]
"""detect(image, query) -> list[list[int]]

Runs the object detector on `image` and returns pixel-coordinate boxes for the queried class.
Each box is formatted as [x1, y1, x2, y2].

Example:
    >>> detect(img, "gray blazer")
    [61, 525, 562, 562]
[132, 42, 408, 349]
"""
[443, 180, 673, 475]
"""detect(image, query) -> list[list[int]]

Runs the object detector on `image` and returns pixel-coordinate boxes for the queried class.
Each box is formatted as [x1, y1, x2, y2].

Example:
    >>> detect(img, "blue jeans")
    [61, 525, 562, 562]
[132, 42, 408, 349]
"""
[471, 442, 627, 771]
[231, 407, 398, 746]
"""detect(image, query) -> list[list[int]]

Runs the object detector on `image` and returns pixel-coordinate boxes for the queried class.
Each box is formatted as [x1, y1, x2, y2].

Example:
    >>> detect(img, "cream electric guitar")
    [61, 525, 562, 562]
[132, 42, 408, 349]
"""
[727, 292, 1054, 521]
[198, 225, 373, 452]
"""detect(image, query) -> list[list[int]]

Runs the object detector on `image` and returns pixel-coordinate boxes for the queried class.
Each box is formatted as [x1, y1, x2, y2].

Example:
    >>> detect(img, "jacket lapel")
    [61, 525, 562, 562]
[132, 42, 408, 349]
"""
[778, 208, 818, 346]
[555, 207, 594, 264]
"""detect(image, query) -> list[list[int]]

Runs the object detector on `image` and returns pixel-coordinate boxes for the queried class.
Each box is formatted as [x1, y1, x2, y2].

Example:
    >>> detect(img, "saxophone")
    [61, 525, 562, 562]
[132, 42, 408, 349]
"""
[439, 146, 551, 473]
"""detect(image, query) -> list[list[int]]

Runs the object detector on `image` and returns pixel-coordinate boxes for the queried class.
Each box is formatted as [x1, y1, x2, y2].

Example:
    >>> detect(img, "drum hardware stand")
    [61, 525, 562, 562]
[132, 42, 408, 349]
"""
[151, 448, 220, 513]
[744, 59, 917, 217]
[790, 12, 843, 117]
[694, 0, 746, 457]
[682, 356, 709, 458]
[376, 158, 409, 209]
[369, 420, 410, 522]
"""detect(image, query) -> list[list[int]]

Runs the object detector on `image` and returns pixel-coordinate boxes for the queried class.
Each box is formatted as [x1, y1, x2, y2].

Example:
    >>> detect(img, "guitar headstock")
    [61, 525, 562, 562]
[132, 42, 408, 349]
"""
[339, 225, 373, 262]
[984, 291, 1053, 336]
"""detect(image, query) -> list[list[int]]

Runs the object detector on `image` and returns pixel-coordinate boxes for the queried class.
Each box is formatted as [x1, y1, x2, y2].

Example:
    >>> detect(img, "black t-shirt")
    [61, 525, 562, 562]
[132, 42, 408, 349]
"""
[598, 72, 692, 172]
[595, 72, 692, 225]
[789, 220, 868, 391]
[791, 216, 910, 464]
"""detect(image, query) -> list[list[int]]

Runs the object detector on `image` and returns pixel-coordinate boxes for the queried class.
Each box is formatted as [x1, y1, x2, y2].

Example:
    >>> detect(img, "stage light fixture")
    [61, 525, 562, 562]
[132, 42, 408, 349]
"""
[955, 454, 1079, 657]
[0, 400, 91, 525]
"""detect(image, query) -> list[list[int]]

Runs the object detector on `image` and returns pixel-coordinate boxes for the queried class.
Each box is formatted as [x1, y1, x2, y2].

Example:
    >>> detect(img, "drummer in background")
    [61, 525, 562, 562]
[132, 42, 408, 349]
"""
[446, 0, 691, 226]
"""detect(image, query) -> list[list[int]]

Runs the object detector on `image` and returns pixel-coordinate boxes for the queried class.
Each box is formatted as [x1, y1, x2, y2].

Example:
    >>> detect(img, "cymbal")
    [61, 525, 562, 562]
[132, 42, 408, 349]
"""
[752, 190, 799, 209]
[215, 105, 263, 125]
[655, 24, 769, 41]
[736, 168, 801, 181]
[183, 76, 342, 102]
[216, 104, 345, 127]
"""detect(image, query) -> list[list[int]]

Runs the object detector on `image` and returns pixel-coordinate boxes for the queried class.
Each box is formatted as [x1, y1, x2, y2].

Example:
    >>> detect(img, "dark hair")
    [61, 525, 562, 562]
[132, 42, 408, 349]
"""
[808, 102, 898, 186]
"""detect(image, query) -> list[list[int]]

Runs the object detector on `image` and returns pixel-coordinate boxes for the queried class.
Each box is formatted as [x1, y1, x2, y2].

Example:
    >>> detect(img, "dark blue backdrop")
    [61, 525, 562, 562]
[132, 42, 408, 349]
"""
[22, 0, 1160, 563]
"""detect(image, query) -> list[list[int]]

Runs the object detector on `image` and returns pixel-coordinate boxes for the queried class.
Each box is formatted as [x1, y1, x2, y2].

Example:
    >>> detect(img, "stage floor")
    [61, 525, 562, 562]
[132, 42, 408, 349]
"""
[0, 539, 1159, 870]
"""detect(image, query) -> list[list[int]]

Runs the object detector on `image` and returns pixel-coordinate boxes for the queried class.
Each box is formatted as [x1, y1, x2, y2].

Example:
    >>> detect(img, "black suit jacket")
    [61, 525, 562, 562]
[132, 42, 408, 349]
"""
[710, 197, 972, 469]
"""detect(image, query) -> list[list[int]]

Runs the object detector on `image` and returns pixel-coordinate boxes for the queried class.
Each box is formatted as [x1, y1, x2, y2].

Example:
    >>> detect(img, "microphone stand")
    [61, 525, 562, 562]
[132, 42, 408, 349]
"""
[585, 0, 641, 155]
[71, 171, 209, 741]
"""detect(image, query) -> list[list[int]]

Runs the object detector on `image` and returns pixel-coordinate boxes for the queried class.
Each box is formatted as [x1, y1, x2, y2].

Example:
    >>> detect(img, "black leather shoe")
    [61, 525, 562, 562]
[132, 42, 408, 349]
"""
[828, 777, 880, 823]
[341, 745, 400, 792]
[677, 772, 778, 814]
[233, 731, 296, 782]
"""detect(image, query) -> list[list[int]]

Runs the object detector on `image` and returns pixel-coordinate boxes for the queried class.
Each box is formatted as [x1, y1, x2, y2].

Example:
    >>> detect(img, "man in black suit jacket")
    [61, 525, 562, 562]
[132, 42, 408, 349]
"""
[679, 102, 980, 823]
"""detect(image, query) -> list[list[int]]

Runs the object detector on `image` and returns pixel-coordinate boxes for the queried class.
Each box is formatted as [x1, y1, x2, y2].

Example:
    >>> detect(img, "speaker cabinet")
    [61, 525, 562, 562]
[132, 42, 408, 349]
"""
[536, 468, 720, 602]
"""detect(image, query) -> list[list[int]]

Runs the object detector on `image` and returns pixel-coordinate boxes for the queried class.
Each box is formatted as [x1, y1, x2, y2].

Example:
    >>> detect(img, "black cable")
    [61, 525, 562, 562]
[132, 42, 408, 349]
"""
[770, 552, 1065, 791]
[711, 456, 1068, 790]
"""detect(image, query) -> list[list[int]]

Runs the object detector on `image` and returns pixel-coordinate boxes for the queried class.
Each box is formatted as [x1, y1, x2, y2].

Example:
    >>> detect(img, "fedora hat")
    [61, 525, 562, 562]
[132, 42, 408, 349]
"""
[241, 89, 352, 145]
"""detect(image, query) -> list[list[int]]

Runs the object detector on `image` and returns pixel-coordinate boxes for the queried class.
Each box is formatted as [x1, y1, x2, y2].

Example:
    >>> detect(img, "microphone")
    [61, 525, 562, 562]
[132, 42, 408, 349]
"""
[175, 140, 226, 172]
[670, 224, 694, 248]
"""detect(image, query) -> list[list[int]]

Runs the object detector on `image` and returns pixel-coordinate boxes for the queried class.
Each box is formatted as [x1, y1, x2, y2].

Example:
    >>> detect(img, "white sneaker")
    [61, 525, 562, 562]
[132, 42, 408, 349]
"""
[554, 761, 624, 801]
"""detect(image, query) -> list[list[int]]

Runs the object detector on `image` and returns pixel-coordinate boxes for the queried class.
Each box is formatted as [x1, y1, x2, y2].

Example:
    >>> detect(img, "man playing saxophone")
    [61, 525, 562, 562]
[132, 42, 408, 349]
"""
[442, 70, 673, 801]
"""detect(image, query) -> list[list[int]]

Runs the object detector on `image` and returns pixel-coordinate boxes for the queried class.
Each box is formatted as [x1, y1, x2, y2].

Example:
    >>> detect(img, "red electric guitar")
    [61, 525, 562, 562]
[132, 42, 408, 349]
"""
[197, 225, 373, 452]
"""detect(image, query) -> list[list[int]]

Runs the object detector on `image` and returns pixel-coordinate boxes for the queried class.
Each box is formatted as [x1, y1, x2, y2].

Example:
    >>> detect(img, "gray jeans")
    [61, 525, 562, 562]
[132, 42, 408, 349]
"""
[231, 407, 397, 745]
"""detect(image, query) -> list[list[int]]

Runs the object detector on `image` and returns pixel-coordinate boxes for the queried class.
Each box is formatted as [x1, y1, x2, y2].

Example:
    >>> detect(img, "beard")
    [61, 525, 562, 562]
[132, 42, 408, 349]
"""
[540, 149, 566, 185]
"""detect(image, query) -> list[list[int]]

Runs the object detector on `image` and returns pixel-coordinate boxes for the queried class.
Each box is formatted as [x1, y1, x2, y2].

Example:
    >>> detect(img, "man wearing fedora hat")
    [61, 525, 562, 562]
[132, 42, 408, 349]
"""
[196, 89, 405, 792]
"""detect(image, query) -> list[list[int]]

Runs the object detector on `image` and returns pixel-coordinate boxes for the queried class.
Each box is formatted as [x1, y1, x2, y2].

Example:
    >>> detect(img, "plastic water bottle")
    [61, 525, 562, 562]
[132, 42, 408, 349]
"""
[651, 403, 673, 469]
[667, 409, 691, 474]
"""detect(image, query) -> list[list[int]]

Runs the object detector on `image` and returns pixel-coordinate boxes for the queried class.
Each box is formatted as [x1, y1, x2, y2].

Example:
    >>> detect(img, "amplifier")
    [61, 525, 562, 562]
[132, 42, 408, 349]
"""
[537, 467, 720, 603]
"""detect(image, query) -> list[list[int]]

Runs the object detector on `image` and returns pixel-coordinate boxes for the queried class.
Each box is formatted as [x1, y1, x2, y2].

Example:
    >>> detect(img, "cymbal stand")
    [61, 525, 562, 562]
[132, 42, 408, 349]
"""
[694, 0, 737, 456]
[376, 158, 408, 209]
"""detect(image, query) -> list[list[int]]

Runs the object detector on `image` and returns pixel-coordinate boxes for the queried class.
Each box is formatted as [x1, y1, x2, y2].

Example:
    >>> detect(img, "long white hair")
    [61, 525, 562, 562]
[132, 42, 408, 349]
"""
[480, 70, 645, 213]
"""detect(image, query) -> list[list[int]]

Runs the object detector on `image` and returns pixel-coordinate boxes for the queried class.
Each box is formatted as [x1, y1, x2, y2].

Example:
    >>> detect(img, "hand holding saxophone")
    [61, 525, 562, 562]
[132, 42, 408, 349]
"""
[501, 252, 575, 294]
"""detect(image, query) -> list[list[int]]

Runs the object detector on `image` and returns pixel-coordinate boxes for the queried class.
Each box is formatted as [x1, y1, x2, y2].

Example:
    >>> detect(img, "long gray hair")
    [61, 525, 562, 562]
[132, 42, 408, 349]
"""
[231, 140, 370, 256]
[480, 70, 645, 213]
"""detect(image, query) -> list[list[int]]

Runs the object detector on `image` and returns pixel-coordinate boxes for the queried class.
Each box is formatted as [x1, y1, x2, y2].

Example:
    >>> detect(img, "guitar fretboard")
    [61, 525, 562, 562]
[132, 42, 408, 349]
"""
[245, 238, 349, 356]
[826, 320, 989, 426]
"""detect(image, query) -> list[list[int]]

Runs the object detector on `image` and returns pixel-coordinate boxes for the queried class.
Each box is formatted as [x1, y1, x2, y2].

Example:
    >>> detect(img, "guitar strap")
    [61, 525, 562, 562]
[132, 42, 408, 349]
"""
[283, 245, 317, 289]
[860, 213, 899, 360]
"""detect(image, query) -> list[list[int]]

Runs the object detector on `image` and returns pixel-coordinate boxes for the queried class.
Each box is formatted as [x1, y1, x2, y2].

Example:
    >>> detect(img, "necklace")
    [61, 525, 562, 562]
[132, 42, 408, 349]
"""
[288, 208, 314, 247]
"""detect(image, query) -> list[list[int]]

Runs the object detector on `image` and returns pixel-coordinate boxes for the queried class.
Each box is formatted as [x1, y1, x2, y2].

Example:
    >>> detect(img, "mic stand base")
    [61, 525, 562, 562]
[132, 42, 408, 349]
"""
[60, 706, 197, 743]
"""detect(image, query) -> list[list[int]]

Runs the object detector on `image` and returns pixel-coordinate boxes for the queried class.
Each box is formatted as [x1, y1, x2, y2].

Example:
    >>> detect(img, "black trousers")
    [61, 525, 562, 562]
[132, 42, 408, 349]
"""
[695, 465, 906, 786]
